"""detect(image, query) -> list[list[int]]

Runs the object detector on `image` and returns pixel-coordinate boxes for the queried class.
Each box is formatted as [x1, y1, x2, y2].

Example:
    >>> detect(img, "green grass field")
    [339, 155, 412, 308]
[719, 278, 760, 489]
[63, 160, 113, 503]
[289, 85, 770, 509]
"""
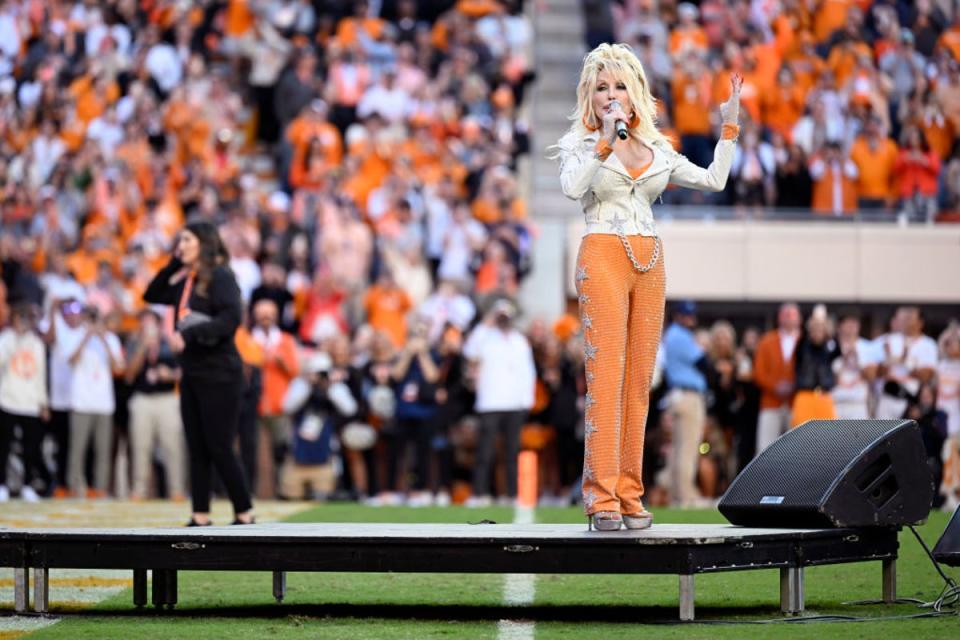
[19, 505, 960, 639]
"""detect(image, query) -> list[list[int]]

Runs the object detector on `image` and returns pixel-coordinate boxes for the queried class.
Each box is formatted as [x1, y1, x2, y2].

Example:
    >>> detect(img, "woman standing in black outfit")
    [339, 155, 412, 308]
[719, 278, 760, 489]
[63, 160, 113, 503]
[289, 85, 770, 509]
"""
[144, 221, 254, 526]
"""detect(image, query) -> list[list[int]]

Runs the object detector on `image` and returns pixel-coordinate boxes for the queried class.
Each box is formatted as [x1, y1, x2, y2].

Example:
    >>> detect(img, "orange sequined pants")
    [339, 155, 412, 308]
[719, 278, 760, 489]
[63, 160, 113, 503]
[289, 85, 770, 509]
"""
[576, 234, 665, 516]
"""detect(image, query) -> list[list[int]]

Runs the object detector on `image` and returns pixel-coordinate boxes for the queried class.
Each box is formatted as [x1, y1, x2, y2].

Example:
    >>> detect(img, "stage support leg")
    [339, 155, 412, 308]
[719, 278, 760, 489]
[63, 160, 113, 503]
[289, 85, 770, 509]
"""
[33, 568, 49, 613]
[780, 566, 804, 615]
[14, 568, 29, 613]
[679, 574, 695, 621]
[152, 570, 178, 609]
[882, 558, 896, 604]
[273, 571, 287, 603]
[133, 570, 148, 608]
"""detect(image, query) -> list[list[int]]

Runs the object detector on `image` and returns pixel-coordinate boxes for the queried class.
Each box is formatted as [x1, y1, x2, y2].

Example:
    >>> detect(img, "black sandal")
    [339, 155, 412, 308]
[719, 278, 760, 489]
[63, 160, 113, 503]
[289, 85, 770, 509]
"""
[186, 518, 213, 527]
[231, 516, 256, 525]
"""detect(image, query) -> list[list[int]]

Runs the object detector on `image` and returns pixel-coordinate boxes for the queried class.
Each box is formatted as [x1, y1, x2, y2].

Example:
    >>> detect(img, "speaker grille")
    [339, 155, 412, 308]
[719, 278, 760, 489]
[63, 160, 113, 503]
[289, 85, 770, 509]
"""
[725, 420, 909, 506]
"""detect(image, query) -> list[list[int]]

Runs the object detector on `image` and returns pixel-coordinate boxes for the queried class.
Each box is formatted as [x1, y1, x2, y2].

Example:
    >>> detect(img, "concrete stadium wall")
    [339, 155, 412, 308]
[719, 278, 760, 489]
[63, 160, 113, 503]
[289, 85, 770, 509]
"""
[557, 220, 960, 304]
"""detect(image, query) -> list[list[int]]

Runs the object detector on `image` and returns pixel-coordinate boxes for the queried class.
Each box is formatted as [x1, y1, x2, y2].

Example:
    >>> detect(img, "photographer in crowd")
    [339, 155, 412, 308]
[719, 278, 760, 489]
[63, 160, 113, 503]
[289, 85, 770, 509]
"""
[65, 306, 124, 499]
[463, 299, 535, 507]
[124, 309, 184, 501]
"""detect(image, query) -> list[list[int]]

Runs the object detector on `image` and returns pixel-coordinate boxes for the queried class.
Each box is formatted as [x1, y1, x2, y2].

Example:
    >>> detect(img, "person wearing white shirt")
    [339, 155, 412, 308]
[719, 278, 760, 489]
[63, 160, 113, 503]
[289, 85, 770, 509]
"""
[462, 300, 535, 505]
[63, 308, 124, 497]
[86, 107, 125, 158]
[0, 4, 21, 63]
[29, 121, 65, 187]
[476, 6, 532, 60]
[356, 70, 411, 124]
[423, 178, 455, 270]
[0, 306, 49, 503]
[791, 101, 846, 157]
[831, 312, 880, 420]
[418, 281, 476, 344]
[38, 298, 86, 495]
[143, 25, 183, 95]
[875, 307, 938, 420]
[936, 322, 960, 511]
[438, 203, 487, 283]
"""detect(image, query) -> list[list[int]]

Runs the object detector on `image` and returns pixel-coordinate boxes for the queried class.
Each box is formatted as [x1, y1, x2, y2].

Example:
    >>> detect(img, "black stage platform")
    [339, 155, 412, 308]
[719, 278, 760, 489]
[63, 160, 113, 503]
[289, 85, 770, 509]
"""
[0, 523, 900, 621]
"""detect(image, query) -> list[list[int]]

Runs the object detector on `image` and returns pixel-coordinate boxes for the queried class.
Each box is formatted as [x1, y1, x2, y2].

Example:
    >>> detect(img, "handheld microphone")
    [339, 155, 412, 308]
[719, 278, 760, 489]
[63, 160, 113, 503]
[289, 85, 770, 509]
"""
[610, 100, 629, 140]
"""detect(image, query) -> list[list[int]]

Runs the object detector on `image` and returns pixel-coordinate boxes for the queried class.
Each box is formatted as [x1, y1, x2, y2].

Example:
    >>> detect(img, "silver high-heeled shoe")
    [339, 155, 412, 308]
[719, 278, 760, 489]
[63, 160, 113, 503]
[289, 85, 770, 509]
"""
[622, 511, 653, 530]
[588, 511, 623, 531]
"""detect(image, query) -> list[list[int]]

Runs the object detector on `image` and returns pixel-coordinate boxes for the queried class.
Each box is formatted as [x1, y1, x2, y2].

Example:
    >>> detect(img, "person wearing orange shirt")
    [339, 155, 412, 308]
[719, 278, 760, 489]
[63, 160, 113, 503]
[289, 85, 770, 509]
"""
[895, 126, 942, 223]
[67, 232, 116, 286]
[938, 13, 960, 62]
[849, 117, 899, 211]
[914, 94, 955, 161]
[234, 317, 264, 495]
[762, 68, 806, 141]
[810, 141, 859, 215]
[813, 0, 855, 43]
[669, 3, 708, 58]
[826, 34, 873, 88]
[363, 269, 413, 349]
[224, 0, 255, 39]
[787, 32, 825, 97]
[251, 299, 300, 499]
[754, 303, 801, 454]
[334, 0, 386, 47]
[286, 100, 343, 170]
[672, 52, 714, 169]
[326, 47, 372, 135]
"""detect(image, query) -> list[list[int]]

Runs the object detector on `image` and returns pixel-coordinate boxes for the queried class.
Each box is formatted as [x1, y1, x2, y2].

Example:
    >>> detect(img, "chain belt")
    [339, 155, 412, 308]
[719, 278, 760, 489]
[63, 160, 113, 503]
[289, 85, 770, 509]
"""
[616, 232, 661, 273]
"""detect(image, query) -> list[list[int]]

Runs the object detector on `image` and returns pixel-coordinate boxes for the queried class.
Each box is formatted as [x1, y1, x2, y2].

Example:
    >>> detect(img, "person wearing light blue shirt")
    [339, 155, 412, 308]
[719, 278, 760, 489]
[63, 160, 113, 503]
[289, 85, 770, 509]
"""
[662, 300, 709, 507]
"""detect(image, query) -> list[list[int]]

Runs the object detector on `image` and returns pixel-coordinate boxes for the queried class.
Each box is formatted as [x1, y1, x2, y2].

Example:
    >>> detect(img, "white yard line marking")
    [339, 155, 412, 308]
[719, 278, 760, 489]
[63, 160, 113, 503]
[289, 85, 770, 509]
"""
[497, 504, 536, 640]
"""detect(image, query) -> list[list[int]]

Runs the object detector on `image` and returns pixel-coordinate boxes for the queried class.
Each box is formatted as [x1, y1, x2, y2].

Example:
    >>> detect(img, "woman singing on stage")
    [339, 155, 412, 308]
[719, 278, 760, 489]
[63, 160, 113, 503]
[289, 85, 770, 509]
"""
[554, 43, 741, 531]
[144, 221, 255, 526]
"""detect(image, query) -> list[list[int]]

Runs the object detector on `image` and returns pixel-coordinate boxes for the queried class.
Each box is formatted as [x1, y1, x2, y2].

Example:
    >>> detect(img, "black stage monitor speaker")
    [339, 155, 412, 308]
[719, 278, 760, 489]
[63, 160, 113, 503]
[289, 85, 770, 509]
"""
[933, 506, 960, 567]
[719, 419, 934, 528]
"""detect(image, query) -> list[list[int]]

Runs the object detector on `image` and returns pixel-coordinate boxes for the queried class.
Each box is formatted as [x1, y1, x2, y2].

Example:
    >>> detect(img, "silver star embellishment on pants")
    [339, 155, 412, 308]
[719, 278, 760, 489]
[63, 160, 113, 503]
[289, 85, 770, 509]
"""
[585, 370, 594, 384]
[575, 266, 589, 284]
[582, 313, 593, 331]
[583, 488, 598, 510]
[582, 461, 595, 482]
[609, 213, 628, 235]
[584, 418, 597, 438]
[584, 340, 597, 362]
[584, 392, 595, 412]
[578, 292, 590, 306]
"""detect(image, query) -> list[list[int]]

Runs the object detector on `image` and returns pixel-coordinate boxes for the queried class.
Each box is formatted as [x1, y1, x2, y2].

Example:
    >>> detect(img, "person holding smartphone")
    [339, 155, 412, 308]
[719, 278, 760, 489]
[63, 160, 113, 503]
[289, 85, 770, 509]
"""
[144, 221, 254, 526]
[65, 306, 125, 498]
[124, 309, 185, 501]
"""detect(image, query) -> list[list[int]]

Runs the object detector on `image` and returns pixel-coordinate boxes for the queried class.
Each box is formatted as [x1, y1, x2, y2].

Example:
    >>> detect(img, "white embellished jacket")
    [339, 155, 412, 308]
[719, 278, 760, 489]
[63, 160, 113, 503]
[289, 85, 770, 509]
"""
[557, 129, 737, 237]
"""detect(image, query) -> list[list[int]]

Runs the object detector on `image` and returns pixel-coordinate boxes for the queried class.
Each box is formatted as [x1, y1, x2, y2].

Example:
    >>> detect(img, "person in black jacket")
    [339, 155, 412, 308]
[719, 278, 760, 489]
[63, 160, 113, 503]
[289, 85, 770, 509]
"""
[791, 306, 838, 425]
[143, 221, 254, 526]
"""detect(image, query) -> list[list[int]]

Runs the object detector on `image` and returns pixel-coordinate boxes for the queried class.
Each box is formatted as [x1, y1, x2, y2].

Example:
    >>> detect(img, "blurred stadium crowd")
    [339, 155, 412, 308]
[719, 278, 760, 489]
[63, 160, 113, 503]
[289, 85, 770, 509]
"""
[0, 1, 957, 511]
[586, 0, 960, 219]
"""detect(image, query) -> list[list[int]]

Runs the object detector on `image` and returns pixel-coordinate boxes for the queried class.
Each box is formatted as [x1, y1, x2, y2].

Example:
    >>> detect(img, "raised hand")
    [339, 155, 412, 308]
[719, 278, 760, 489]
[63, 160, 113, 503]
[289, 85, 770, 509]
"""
[719, 73, 743, 125]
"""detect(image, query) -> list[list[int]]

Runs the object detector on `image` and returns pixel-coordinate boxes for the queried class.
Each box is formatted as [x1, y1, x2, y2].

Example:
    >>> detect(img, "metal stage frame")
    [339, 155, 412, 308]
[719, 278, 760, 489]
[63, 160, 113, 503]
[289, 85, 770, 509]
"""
[0, 523, 900, 621]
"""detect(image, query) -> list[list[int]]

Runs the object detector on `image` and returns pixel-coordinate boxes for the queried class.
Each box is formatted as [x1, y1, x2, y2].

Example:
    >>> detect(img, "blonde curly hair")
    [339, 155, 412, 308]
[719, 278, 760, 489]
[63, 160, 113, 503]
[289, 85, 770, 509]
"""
[559, 43, 669, 147]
